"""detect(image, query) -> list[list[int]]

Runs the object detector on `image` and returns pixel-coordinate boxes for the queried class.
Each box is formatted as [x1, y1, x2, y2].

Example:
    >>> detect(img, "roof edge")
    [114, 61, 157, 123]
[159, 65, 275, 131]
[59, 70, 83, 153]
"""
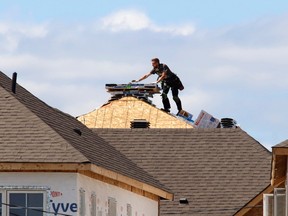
[272, 139, 288, 148]
[234, 181, 283, 216]
[241, 130, 271, 154]
[272, 147, 288, 155]
[89, 164, 173, 200]
[0, 162, 173, 201]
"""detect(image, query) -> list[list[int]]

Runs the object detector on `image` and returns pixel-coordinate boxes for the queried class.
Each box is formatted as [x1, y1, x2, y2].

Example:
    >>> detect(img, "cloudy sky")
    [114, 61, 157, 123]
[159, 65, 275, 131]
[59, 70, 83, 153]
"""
[0, 0, 287, 149]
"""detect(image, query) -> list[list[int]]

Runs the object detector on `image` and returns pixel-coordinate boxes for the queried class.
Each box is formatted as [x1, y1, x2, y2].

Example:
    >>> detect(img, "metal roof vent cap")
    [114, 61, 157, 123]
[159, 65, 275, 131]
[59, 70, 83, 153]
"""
[130, 119, 150, 129]
[221, 118, 238, 128]
[179, 198, 189, 204]
[73, 128, 82, 136]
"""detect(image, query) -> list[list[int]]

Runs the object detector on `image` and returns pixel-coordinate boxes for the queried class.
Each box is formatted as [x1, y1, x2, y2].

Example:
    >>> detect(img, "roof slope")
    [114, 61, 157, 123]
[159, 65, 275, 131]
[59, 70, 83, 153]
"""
[94, 128, 271, 216]
[0, 72, 169, 192]
[0, 83, 88, 163]
[273, 139, 288, 148]
[77, 96, 193, 128]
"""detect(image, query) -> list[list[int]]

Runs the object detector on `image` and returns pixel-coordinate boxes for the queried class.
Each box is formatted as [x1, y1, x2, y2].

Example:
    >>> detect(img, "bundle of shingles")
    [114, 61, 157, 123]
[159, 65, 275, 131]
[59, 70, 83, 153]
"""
[105, 83, 161, 104]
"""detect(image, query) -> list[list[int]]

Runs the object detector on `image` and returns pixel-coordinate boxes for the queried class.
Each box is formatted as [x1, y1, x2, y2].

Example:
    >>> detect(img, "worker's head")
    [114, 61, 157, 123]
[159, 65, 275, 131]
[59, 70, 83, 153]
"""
[151, 58, 160, 68]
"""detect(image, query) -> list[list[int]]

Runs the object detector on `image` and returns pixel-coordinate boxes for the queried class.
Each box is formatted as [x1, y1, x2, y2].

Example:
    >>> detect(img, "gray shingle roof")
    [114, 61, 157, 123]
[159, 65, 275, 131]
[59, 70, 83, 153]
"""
[273, 140, 288, 148]
[0, 71, 170, 193]
[94, 128, 271, 216]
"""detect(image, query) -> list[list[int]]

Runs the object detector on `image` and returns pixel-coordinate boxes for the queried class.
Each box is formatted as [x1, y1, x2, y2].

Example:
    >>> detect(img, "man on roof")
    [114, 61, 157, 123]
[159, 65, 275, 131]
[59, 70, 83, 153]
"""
[132, 58, 184, 114]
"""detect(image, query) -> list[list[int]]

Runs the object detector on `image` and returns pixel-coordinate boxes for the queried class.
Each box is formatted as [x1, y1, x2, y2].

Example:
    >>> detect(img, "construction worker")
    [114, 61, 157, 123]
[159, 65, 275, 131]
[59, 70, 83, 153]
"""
[132, 58, 184, 114]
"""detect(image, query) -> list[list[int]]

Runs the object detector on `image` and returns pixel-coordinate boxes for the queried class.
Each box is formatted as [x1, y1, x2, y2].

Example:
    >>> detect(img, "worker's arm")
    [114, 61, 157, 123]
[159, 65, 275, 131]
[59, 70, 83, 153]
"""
[133, 72, 152, 82]
[156, 71, 167, 83]
[156, 64, 169, 83]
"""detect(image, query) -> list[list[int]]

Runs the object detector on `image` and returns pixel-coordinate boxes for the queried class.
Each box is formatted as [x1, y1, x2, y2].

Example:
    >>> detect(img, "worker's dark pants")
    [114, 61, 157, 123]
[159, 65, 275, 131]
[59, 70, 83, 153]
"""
[161, 82, 182, 111]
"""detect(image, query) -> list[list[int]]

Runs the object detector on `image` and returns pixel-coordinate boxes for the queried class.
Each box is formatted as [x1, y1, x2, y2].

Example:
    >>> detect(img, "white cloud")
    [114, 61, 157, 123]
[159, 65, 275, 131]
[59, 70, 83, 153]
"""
[0, 22, 48, 52]
[0, 22, 48, 38]
[151, 24, 195, 36]
[211, 45, 288, 88]
[0, 54, 143, 84]
[216, 45, 288, 64]
[19, 79, 105, 116]
[207, 65, 242, 82]
[102, 10, 151, 31]
[101, 9, 195, 36]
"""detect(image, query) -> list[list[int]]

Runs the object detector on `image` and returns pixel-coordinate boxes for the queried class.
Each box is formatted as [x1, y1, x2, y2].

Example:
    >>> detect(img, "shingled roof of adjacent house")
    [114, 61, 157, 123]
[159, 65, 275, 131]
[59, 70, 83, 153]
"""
[273, 140, 288, 148]
[0, 71, 172, 199]
[94, 128, 272, 216]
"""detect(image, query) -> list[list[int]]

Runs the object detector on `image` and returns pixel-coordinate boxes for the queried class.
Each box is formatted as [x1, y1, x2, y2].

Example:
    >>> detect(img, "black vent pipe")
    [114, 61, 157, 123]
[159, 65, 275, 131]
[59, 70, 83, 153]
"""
[12, 72, 17, 94]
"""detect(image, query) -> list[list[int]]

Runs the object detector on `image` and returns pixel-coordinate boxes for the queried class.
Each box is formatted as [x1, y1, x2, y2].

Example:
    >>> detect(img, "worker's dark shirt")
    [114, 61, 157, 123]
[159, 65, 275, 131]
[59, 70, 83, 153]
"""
[150, 63, 177, 81]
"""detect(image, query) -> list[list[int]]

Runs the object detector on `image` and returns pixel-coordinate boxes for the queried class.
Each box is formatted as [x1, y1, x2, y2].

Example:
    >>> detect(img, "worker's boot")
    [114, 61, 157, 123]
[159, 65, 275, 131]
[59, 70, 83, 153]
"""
[162, 92, 171, 112]
[173, 96, 182, 113]
[161, 108, 170, 113]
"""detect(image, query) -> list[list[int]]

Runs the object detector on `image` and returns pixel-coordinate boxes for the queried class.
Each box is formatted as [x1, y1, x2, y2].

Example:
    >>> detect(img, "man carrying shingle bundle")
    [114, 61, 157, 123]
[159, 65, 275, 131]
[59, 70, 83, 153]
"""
[132, 58, 184, 115]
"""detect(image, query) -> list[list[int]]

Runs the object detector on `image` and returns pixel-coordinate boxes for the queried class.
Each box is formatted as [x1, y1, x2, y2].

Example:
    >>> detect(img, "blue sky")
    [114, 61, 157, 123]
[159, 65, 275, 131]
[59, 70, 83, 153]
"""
[2, 0, 288, 26]
[0, 0, 287, 148]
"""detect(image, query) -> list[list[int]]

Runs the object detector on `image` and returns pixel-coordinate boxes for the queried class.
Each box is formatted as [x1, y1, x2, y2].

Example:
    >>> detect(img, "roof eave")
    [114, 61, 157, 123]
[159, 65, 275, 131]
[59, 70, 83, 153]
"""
[0, 162, 173, 201]
[234, 180, 284, 216]
[89, 164, 173, 200]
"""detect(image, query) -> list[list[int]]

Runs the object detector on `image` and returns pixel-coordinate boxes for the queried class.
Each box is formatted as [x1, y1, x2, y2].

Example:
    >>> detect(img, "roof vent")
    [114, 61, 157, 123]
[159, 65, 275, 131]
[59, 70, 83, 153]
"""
[11, 72, 17, 94]
[179, 198, 189, 204]
[130, 119, 150, 129]
[73, 128, 82, 136]
[221, 118, 237, 128]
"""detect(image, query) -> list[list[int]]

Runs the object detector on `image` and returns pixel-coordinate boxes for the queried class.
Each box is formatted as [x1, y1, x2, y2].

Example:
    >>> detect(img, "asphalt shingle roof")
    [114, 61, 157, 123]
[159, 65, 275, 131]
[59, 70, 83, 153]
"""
[0, 71, 169, 193]
[273, 140, 288, 148]
[94, 128, 272, 216]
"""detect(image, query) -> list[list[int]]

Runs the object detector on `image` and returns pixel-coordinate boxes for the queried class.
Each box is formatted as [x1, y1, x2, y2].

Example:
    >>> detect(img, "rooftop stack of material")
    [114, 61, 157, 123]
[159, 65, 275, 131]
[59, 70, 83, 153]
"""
[194, 110, 221, 128]
[106, 83, 161, 104]
[77, 83, 195, 128]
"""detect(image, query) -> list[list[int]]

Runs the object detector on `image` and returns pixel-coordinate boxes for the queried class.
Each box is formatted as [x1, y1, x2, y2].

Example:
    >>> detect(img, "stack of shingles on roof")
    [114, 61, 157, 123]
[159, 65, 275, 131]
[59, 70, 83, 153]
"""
[0, 71, 170, 193]
[94, 128, 272, 216]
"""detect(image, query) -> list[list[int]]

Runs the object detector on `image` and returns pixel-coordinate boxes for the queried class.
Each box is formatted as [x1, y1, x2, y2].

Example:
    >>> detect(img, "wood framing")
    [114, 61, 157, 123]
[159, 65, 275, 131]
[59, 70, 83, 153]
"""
[239, 146, 287, 216]
[0, 162, 173, 201]
[235, 178, 285, 216]
[271, 148, 287, 186]
[273, 147, 288, 155]
[77, 96, 193, 129]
